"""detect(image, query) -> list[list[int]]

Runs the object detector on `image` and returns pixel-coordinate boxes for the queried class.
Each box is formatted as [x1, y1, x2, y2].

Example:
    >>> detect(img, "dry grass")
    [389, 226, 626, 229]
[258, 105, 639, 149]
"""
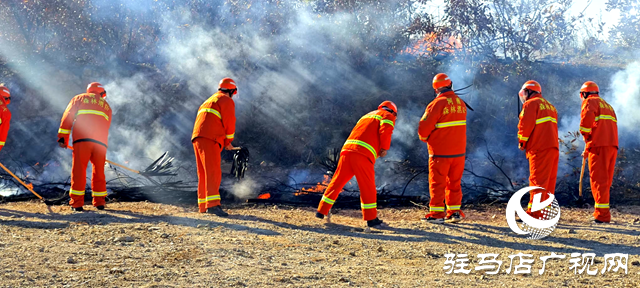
[0, 201, 639, 287]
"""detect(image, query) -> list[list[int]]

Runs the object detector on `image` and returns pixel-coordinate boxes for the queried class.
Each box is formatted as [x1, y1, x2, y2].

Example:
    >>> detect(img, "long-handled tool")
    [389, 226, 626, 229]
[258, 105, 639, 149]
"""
[67, 146, 176, 185]
[0, 162, 54, 213]
[578, 156, 586, 205]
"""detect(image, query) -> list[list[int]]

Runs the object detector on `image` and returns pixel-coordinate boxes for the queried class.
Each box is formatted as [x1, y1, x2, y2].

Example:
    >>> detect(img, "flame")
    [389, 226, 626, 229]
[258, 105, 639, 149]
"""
[257, 193, 271, 199]
[403, 32, 462, 56]
[295, 175, 331, 196]
[26, 183, 34, 190]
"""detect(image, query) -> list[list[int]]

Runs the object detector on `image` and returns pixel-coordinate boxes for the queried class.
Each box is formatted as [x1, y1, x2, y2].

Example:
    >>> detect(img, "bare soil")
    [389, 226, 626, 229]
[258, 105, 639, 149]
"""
[1, 201, 639, 287]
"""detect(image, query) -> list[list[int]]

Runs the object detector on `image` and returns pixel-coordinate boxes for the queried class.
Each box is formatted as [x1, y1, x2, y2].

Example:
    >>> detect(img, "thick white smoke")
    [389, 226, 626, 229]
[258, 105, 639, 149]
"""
[608, 61, 640, 145]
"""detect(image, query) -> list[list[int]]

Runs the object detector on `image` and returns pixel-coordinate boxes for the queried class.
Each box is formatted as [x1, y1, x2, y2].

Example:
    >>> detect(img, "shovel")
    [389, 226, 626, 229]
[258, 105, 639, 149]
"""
[0, 162, 54, 213]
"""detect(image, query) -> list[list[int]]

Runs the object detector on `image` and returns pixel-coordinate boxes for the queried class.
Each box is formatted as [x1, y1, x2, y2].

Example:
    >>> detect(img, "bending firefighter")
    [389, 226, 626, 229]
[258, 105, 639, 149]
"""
[192, 78, 238, 216]
[0, 85, 12, 152]
[517, 80, 559, 219]
[58, 83, 112, 212]
[579, 81, 618, 224]
[418, 73, 467, 224]
[316, 101, 397, 228]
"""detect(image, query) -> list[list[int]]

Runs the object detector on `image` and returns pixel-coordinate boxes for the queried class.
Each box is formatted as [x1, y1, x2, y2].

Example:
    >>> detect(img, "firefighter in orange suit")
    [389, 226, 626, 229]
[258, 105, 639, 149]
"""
[0, 85, 12, 152]
[316, 101, 397, 228]
[579, 81, 618, 223]
[192, 78, 238, 217]
[419, 73, 467, 224]
[58, 82, 112, 212]
[517, 80, 559, 219]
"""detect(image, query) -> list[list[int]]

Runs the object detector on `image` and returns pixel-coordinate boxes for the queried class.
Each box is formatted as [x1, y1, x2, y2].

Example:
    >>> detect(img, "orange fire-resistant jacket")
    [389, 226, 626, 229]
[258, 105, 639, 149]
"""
[341, 108, 396, 163]
[58, 93, 112, 147]
[418, 90, 467, 157]
[517, 95, 559, 154]
[192, 91, 236, 147]
[0, 102, 11, 149]
[579, 95, 618, 149]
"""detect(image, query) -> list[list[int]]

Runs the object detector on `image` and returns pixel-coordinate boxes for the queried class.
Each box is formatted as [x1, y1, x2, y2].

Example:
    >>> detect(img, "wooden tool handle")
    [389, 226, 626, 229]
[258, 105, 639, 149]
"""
[0, 162, 44, 200]
[579, 157, 586, 197]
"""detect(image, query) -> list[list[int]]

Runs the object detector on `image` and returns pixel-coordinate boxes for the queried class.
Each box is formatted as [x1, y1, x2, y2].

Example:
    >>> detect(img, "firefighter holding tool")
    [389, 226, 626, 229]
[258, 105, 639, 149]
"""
[192, 78, 238, 217]
[418, 73, 467, 224]
[517, 80, 559, 219]
[58, 82, 112, 212]
[316, 101, 397, 228]
[579, 81, 618, 224]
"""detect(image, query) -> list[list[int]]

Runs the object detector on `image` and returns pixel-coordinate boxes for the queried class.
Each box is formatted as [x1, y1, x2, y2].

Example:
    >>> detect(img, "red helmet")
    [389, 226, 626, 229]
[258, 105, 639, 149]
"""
[432, 73, 452, 90]
[378, 100, 398, 115]
[521, 80, 541, 93]
[0, 85, 10, 105]
[0, 85, 9, 98]
[87, 82, 106, 98]
[219, 78, 237, 95]
[580, 81, 599, 93]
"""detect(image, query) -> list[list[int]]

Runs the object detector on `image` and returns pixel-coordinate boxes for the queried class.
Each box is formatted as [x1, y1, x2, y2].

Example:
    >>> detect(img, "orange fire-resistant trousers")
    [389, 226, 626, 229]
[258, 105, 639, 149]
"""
[588, 146, 617, 222]
[317, 152, 378, 221]
[193, 137, 222, 213]
[526, 147, 559, 218]
[428, 156, 465, 218]
[69, 141, 107, 208]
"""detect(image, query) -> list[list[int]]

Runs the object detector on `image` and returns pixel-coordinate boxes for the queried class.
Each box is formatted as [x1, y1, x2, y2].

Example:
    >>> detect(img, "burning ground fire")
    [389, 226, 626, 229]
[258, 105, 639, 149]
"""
[256, 175, 332, 199]
[295, 174, 332, 196]
[403, 32, 462, 55]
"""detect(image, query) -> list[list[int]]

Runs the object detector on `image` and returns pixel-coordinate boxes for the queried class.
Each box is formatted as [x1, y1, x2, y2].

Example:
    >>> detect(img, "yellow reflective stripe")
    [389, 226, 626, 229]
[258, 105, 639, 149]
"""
[344, 140, 377, 159]
[528, 203, 533, 208]
[322, 196, 335, 205]
[595, 203, 609, 208]
[77, 110, 109, 121]
[380, 119, 395, 127]
[361, 203, 377, 209]
[0, 141, 4, 146]
[70, 189, 85, 196]
[535, 116, 557, 125]
[580, 127, 592, 133]
[198, 108, 222, 119]
[197, 198, 207, 204]
[595, 115, 617, 122]
[226, 134, 234, 139]
[447, 205, 461, 210]
[92, 191, 108, 197]
[430, 206, 445, 212]
[360, 115, 382, 122]
[206, 195, 221, 201]
[58, 128, 71, 134]
[518, 134, 529, 141]
[435, 120, 466, 128]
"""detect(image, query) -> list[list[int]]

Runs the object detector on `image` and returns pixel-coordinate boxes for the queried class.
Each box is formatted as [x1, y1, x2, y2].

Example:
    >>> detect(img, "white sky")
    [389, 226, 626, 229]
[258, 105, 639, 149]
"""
[421, 0, 622, 39]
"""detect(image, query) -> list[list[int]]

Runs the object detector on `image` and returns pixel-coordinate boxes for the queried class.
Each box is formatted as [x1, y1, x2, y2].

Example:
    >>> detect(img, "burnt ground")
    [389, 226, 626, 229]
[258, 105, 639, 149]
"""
[0, 201, 639, 287]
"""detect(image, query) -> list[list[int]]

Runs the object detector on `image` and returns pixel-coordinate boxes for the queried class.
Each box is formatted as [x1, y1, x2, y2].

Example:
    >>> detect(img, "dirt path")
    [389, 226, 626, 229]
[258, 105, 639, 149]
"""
[0, 201, 639, 287]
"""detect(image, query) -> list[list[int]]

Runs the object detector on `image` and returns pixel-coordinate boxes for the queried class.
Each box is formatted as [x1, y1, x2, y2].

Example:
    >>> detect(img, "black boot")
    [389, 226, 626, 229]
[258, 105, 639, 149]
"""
[71, 206, 84, 212]
[96, 206, 105, 211]
[315, 212, 325, 219]
[367, 218, 384, 228]
[206, 206, 229, 217]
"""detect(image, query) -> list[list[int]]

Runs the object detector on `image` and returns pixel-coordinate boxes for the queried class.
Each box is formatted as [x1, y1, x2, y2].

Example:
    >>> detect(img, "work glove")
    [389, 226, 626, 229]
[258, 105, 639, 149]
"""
[58, 137, 67, 148]
[518, 142, 525, 151]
